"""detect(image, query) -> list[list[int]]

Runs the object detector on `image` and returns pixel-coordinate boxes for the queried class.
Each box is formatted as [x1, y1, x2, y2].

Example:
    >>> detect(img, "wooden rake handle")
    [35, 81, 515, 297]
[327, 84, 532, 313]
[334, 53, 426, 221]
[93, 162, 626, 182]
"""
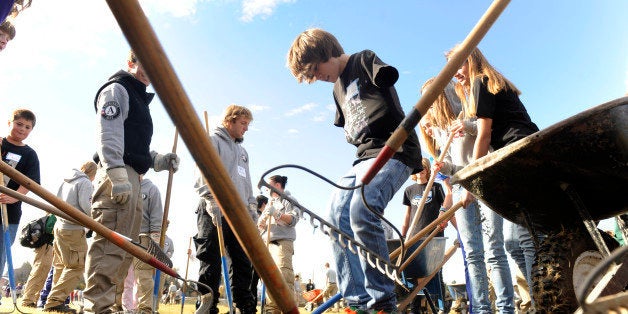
[0, 159, 179, 278]
[103, 2, 298, 312]
[361, 0, 511, 184]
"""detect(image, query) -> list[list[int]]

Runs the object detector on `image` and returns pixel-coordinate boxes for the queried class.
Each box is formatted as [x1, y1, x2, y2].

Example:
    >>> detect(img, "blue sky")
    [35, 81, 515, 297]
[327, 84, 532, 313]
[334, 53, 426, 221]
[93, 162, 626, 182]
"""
[1, 0, 626, 286]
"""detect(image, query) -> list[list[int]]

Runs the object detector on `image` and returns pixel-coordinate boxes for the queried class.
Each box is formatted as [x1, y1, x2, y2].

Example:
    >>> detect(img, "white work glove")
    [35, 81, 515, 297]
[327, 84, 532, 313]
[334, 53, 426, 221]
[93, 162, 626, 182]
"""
[151, 151, 180, 172]
[204, 198, 221, 226]
[266, 201, 284, 221]
[107, 168, 132, 204]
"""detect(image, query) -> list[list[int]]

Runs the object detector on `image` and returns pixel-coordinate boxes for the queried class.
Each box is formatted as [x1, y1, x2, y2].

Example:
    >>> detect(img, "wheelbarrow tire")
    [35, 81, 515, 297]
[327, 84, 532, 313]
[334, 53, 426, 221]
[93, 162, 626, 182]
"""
[532, 227, 618, 313]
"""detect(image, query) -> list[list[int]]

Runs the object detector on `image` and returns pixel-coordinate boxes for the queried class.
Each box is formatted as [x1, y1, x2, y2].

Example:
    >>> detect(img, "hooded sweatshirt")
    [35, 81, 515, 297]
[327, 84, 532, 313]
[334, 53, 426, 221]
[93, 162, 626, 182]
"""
[435, 83, 492, 176]
[258, 191, 300, 242]
[194, 125, 257, 220]
[140, 178, 163, 234]
[56, 169, 94, 230]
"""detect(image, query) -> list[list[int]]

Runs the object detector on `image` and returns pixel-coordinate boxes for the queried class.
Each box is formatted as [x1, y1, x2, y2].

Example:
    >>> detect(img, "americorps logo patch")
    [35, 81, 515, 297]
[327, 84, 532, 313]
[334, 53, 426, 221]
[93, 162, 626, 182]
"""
[101, 101, 121, 120]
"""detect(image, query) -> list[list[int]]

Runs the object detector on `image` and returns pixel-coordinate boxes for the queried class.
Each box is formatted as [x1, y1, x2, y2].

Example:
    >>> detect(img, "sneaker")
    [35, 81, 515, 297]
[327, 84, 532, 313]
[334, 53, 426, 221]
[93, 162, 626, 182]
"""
[344, 306, 368, 314]
[47, 304, 78, 313]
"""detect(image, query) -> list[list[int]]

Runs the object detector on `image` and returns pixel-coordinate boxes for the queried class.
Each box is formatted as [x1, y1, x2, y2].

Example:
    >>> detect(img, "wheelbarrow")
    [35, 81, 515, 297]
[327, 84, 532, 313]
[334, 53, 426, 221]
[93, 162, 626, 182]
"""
[303, 289, 324, 312]
[388, 237, 447, 313]
[451, 96, 628, 313]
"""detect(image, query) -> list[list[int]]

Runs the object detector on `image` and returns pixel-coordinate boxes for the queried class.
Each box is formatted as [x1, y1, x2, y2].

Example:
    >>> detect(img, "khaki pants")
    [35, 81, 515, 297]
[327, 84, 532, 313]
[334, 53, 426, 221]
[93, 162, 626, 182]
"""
[265, 239, 295, 313]
[515, 267, 531, 312]
[21, 244, 54, 306]
[154, 272, 166, 311]
[84, 165, 142, 314]
[323, 282, 338, 310]
[133, 235, 156, 312]
[45, 228, 87, 309]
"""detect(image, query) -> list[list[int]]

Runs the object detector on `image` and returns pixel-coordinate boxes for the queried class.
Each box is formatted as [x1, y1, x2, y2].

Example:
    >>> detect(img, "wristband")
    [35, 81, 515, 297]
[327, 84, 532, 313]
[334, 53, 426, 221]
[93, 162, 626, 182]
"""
[439, 207, 447, 213]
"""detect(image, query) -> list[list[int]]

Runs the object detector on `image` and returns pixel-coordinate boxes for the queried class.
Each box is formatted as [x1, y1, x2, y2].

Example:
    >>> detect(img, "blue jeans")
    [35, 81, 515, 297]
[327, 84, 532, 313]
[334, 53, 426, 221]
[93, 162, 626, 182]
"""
[454, 185, 514, 313]
[0, 223, 20, 278]
[504, 219, 541, 306]
[328, 158, 411, 312]
[503, 220, 527, 281]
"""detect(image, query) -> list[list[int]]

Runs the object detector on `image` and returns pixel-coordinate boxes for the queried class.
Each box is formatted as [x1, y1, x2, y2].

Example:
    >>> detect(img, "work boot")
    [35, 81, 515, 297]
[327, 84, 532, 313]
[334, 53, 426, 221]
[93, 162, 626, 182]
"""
[47, 304, 78, 313]
[236, 299, 258, 314]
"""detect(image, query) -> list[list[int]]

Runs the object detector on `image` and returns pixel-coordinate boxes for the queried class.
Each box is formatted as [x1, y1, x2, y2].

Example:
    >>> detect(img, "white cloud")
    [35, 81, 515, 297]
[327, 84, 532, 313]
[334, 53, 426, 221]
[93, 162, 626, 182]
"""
[285, 102, 317, 116]
[249, 104, 270, 112]
[311, 112, 327, 122]
[287, 128, 299, 134]
[140, 0, 205, 18]
[240, 0, 294, 22]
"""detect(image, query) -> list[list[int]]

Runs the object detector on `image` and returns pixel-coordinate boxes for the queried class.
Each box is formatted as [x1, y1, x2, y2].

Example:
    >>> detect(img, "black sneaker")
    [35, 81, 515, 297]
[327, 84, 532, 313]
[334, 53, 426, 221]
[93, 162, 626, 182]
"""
[46, 304, 78, 313]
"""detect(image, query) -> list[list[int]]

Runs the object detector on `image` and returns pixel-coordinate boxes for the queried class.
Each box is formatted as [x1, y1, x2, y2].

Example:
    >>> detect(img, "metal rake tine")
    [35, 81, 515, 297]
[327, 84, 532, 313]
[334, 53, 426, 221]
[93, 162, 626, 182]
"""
[387, 267, 402, 285]
[376, 257, 386, 275]
[336, 233, 348, 249]
[357, 246, 365, 258]
[324, 224, 334, 237]
[346, 240, 358, 255]
[366, 252, 378, 270]
[308, 215, 319, 228]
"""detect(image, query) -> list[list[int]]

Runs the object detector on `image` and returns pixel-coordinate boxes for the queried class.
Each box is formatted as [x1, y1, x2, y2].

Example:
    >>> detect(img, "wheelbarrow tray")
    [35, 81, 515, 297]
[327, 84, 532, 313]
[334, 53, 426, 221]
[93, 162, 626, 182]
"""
[387, 237, 447, 280]
[451, 97, 628, 233]
[302, 289, 323, 303]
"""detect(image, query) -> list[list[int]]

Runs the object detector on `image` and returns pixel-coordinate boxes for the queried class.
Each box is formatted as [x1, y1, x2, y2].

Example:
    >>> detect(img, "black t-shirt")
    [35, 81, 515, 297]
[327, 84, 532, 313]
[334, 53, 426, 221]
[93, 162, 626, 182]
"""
[473, 77, 539, 150]
[333, 50, 422, 172]
[305, 283, 315, 292]
[402, 182, 445, 237]
[1, 137, 40, 224]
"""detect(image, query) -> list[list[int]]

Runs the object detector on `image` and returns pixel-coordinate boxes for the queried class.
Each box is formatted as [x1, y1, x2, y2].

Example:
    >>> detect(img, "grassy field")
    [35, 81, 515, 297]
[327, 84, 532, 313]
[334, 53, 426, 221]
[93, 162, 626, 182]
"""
[0, 297, 316, 313]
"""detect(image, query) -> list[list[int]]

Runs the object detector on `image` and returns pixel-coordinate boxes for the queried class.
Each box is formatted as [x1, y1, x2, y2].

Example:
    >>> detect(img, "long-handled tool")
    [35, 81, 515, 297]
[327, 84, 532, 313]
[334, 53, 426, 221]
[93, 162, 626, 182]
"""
[260, 215, 273, 313]
[0, 183, 202, 313]
[404, 113, 461, 244]
[0, 148, 30, 314]
[390, 201, 462, 261]
[399, 225, 444, 273]
[311, 292, 342, 314]
[180, 237, 192, 314]
[1, 204, 30, 314]
[397, 241, 460, 312]
[203, 111, 234, 314]
[104, 1, 306, 312]
[153, 129, 178, 314]
[0, 159, 210, 299]
[361, 0, 511, 185]
[215, 215, 234, 314]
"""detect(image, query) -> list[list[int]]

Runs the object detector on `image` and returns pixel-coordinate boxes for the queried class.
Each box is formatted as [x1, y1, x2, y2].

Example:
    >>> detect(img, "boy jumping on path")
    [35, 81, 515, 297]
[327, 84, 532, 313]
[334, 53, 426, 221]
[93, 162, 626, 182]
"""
[287, 28, 422, 313]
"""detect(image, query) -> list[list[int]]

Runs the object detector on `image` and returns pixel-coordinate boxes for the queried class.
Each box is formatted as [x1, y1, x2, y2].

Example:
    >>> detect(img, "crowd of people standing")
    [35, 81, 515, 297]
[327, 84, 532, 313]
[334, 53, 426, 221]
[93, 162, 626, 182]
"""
[1, 2, 624, 313]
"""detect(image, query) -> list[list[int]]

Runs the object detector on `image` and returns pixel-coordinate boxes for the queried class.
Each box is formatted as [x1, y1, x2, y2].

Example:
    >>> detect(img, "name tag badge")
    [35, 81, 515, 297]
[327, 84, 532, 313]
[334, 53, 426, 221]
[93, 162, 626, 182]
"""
[345, 79, 359, 102]
[237, 165, 246, 178]
[6, 152, 22, 163]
